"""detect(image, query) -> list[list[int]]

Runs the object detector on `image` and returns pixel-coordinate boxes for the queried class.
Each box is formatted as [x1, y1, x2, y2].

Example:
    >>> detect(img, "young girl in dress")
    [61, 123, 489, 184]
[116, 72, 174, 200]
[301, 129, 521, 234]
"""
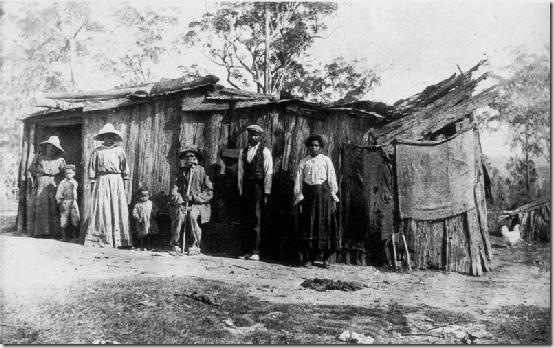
[131, 187, 159, 250]
[84, 123, 132, 248]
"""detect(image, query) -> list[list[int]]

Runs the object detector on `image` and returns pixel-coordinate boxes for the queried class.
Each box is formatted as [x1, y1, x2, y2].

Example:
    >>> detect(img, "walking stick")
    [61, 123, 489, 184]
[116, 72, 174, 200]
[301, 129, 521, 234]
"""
[181, 167, 194, 254]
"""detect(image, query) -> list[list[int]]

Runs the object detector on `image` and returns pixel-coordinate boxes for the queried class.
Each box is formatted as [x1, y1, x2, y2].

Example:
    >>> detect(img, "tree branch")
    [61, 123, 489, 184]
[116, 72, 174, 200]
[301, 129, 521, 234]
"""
[225, 66, 241, 90]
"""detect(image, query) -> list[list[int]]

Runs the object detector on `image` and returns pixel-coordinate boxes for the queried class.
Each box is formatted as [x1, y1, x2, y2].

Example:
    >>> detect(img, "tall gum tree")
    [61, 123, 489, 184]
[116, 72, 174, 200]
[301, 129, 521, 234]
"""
[181, 2, 338, 94]
[488, 47, 550, 196]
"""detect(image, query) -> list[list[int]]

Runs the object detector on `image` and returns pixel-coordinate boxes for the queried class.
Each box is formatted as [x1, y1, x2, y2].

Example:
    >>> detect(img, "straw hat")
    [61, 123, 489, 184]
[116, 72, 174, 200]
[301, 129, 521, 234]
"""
[178, 145, 203, 160]
[94, 123, 123, 142]
[39, 135, 65, 153]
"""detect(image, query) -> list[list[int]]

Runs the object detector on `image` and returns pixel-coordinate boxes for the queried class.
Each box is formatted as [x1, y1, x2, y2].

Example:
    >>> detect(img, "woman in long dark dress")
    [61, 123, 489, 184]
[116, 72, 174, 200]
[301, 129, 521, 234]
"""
[29, 136, 66, 237]
[293, 135, 340, 268]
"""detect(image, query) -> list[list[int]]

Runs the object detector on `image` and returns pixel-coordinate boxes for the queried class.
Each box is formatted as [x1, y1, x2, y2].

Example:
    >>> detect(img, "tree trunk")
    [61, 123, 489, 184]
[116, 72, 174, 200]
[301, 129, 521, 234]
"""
[263, 4, 270, 94]
[525, 116, 530, 196]
[69, 37, 77, 90]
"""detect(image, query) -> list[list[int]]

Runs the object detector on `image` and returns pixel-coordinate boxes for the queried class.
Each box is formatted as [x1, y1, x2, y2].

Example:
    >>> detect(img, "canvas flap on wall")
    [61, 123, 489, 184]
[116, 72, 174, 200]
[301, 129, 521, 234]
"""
[395, 128, 477, 221]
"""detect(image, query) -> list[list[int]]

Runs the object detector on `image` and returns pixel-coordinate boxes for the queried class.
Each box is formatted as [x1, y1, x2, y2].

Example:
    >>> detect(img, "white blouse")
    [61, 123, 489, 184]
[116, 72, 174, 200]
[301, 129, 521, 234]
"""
[294, 154, 339, 203]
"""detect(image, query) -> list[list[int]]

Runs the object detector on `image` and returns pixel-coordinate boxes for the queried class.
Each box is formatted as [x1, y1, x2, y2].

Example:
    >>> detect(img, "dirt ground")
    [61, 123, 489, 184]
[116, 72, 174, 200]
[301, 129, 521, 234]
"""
[0, 212, 550, 344]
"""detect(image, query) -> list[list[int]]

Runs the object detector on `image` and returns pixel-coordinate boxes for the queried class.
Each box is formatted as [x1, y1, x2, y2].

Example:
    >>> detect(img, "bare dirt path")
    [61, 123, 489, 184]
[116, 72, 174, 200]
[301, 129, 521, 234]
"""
[1, 220, 550, 344]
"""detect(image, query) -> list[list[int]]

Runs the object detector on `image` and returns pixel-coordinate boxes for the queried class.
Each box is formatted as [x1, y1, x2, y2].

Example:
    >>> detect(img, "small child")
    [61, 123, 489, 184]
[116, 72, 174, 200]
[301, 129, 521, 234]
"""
[55, 164, 80, 241]
[131, 187, 159, 250]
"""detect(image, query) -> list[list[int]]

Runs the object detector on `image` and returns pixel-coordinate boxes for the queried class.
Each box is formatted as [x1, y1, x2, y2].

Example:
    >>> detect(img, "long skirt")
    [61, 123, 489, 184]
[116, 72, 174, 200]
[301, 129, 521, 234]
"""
[31, 175, 60, 237]
[298, 182, 340, 252]
[84, 174, 131, 248]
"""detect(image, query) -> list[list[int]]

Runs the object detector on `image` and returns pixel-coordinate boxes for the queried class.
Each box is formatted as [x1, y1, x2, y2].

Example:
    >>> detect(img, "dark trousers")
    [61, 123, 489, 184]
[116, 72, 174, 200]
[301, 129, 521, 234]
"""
[241, 178, 263, 255]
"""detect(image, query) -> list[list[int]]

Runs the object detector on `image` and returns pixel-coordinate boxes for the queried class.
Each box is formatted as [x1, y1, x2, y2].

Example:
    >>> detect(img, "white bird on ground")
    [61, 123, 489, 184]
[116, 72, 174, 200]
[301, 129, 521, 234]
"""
[501, 224, 521, 248]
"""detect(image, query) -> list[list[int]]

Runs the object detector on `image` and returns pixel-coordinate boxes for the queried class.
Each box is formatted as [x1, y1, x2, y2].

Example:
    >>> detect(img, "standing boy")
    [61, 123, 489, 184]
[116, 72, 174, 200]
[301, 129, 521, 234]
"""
[237, 125, 273, 261]
[55, 164, 80, 241]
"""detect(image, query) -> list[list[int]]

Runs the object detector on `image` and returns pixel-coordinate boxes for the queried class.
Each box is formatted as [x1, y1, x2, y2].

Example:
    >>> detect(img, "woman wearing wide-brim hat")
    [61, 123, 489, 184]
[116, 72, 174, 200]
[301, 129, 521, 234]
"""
[84, 123, 132, 248]
[28, 135, 67, 237]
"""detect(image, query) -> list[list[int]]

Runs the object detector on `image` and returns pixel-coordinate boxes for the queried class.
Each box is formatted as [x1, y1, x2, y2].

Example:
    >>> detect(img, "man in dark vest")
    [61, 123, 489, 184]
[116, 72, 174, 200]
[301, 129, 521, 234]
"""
[237, 124, 273, 261]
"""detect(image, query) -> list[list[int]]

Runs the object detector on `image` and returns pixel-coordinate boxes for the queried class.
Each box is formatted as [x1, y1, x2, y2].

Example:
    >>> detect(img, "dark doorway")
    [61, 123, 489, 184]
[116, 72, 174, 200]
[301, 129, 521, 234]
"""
[36, 124, 84, 215]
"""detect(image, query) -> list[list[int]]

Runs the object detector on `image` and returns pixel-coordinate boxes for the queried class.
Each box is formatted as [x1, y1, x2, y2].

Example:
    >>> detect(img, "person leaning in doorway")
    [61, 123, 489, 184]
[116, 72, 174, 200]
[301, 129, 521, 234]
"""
[237, 124, 273, 261]
[28, 135, 66, 238]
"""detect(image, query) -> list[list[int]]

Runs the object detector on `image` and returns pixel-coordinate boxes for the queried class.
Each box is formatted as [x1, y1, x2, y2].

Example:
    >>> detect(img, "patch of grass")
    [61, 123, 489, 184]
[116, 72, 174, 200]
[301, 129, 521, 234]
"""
[484, 305, 551, 344]
[423, 306, 475, 326]
[7, 276, 544, 344]
[300, 278, 365, 291]
[1, 325, 41, 344]
[1, 276, 422, 344]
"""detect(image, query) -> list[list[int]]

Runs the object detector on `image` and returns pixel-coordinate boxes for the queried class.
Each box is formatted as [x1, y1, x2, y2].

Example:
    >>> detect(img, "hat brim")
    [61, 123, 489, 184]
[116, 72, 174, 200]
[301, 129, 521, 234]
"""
[39, 141, 65, 153]
[178, 150, 202, 160]
[246, 128, 264, 134]
[94, 132, 123, 142]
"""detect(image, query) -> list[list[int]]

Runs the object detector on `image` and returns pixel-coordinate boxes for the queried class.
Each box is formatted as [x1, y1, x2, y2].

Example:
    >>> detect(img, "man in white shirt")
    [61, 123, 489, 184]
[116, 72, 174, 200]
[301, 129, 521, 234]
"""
[237, 124, 273, 261]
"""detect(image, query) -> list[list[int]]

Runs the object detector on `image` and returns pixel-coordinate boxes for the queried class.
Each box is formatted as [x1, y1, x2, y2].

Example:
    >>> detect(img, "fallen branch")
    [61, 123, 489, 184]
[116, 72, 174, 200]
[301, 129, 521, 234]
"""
[106, 264, 139, 270]
[1, 323, 28, 328]
[401, 332, 445, 338]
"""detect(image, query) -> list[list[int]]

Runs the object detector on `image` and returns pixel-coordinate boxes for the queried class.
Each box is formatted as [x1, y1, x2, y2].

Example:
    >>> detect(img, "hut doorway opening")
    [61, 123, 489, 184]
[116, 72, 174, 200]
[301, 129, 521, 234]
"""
[36, 123, 83, 214]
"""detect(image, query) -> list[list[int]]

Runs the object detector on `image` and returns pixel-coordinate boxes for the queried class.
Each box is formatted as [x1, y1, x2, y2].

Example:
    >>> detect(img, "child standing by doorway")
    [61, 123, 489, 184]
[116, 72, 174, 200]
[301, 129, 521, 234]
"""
[131, 187, 159, 250]
[55, 164, 80, 241]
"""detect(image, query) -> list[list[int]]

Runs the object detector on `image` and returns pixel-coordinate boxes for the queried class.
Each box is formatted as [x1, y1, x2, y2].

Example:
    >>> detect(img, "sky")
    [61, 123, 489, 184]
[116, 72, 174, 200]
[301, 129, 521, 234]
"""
[79, 0, 550, 103]
[5, 0, 551, 161]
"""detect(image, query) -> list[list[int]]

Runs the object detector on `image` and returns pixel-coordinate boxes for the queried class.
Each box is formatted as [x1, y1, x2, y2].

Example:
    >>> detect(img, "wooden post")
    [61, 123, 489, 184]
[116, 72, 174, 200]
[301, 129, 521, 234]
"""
[391, 232, 397, 271]
[401, 233, 412, 271]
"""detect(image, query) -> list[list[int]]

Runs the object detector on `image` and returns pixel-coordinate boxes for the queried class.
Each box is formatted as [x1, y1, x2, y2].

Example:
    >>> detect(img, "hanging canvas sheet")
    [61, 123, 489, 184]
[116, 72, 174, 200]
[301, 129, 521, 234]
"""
[395, 128, 477, 221]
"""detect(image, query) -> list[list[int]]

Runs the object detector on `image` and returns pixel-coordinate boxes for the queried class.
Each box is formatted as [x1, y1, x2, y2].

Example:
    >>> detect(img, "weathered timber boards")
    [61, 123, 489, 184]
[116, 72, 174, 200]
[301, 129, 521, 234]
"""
[403, 209, 490, 275]
[375, 85, 497, 145]
[17, 123, 35, 234]
[393, 60, 487, 114]
[502, 197, 551, 216]
[474, 132, 492, 271]
[519, 205, 551, 241]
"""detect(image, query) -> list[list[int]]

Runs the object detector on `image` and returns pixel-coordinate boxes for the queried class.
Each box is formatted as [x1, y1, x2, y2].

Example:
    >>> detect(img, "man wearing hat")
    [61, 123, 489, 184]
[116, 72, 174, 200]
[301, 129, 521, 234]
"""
[169, 145, 213, 255]
[237, 124, 274, 261]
